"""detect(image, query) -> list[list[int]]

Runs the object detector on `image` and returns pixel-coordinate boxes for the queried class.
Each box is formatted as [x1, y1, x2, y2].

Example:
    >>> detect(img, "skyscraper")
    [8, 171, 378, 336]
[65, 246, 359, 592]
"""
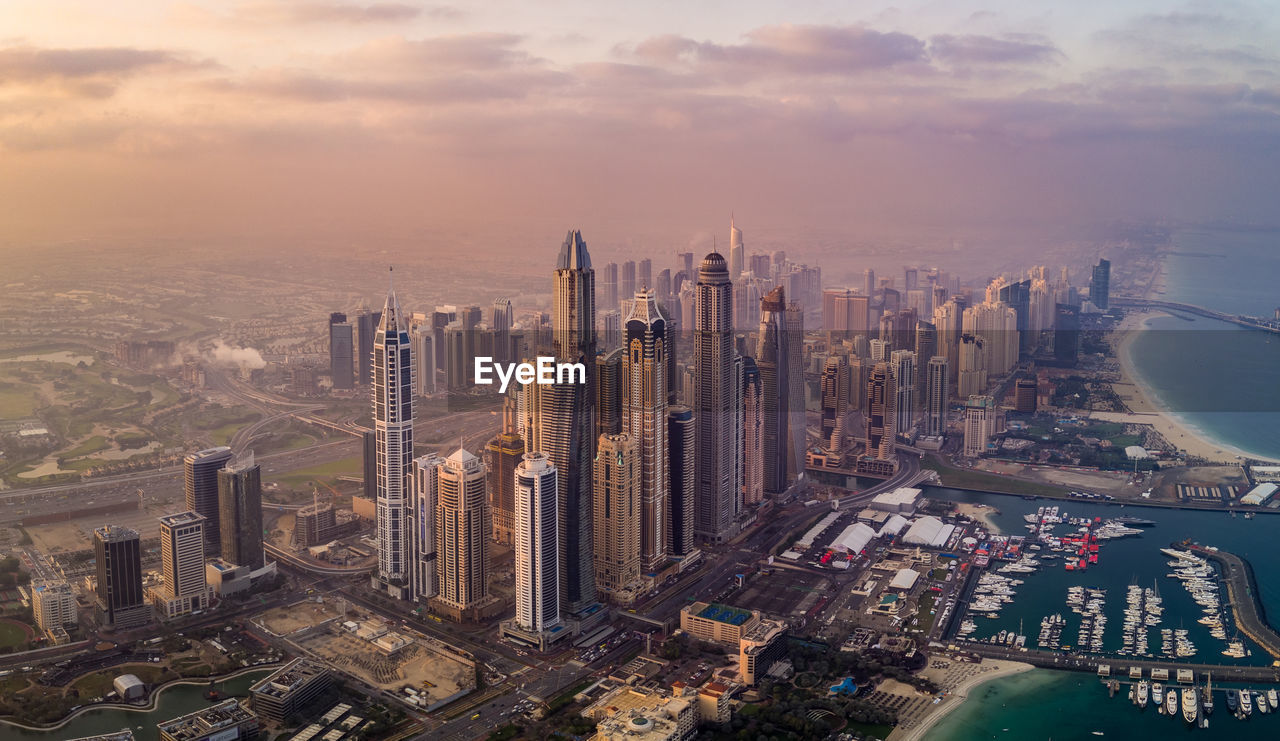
[184, 446, 232, 557]
[595, 348, 623, 437]
[328, 312, 354, 390]
[891, 349, 916, 438]
[622, 289, 669, 571]
[666, 405, 696, 558]
[602, 262, 619, 312]
[964, 395, 999, 457]
[784, 300, 806, 478]
[863, 268, 877, 299]
[1053, 303, 1081, 365]
[94, 525, 148, 630]
[740, 359, 764, 507]
[866, 363, 897, 462]
[1090, 258, 1111, 310]
[957, 333, 988, 399]
[354, 307, 381, 385]
[361, 429, 376, 500]
[1015, 377, 1038, 413]
[822, 288, 869, 339]
[621, 260, 636, 301]
[217, 451, 263, 570]
[757, 287, 790, 495]
[694, 252, 738, 543]
[593, 433, 640, 598]
[538, 230, 598, 613]
[513, 452, 560, 633]
[729, 216, 744, 280]
[914, 320, 937, 402]
[372, 273, 414, 599]
[638, 258, 652, 292]
[410, 453, 443, 602]
[820, 355, 849, 445]
[924, 356, 949, 438]
[156, 511, 208, 619]
[492, 298, 513, 365]
[410, 321, 436, 396]
[484, 423, 523, 549]
[435, 447, 491, 615]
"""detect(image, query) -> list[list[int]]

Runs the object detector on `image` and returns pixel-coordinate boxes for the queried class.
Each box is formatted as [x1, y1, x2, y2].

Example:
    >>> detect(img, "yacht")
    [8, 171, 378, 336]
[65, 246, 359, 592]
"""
[1137, 681, 1150, 709]
[1152, 683, 1164, 711]
[1165, 687, 1178, 716]
[1226, 688, 1239, 714]
[1268, 688, 1278, 711]
[1182, 688, 1198, 724]
[1240, 688, 1253, 717]
[1202, 674, 1214, 715]
[1257, 692, 1269, 714]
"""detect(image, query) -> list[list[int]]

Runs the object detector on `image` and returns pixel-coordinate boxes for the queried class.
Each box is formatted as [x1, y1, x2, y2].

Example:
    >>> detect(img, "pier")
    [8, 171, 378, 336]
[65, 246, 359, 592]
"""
[955, 642, 1280, 683]
[1113, 296, 1280, 336]
[1188, 545, 1280, 661]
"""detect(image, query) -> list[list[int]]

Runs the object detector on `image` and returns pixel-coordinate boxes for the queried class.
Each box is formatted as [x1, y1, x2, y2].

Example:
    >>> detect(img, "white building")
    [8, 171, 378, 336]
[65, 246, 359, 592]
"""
[154, 511, 208, 618]
[513, 453, 561, 634]
[372, 277, 415, 600]
[410, 453, 443, 603]
[963, 395, 999, 458]
[31, 580, 77, 630]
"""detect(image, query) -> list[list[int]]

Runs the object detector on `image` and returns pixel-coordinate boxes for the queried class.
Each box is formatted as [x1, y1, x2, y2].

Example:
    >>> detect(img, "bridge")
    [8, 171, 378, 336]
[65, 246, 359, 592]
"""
[1113, 296, 1280, 335]
[265, 542, 376, 575]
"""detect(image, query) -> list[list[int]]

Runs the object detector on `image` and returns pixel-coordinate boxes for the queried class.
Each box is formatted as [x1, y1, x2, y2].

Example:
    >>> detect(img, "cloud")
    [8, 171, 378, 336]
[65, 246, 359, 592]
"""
[929, 34, 1062, 65]
[0, 46, 195, 82]
[228, 1, 422, 25]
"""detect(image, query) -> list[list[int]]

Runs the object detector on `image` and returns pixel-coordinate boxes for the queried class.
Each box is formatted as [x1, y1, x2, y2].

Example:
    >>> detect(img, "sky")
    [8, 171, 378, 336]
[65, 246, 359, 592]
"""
[1, 0, 1278, 249]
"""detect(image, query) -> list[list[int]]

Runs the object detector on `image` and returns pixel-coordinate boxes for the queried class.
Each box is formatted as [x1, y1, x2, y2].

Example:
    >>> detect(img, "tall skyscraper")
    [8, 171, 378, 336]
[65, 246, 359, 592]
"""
[184, 446, 232, 557]
[435, 447, 491, 614]
[820, 355, 849, 445]
[1015, 377, 1038, 413]
[593, 433, 640, 598]
[638, 258, 652, 292]
[621, 260, 636, 301]
[328, 312, 354, 390]
[595, 348, 623, 437]
[492, 298, 513, 365]
[410, 319, 436, 397]
[891, 349, 916, 438]
[914, 320, 937, 402]
[622, 289, 669, 571]
[514, 452, 561, 633]
[863, 268, 877, 299]
[603, 262, 619, 312]
[729, 216, 744, 280]
[354, 307, 381, 385]
[665, 406, 696, 558]
[410, 453, 443, 602]
[964, 395, 999, 457]
[1053, 303, 1081, 365]
[694, 252, 738, 542]
[757, 287, 790, 494]
[958, 334, 988, 399]
[865, 363, 897, 462]
[361, 429, 376, 500]
[484, 410, 524, 547]
[156, 512, 207, 619]
[924, 356, 950, 438]
[740, 359, 764, 507]
[538, 230, 598, 613]
[822, 288, 869, 339]
[1090, 258, 1111, 310]
[217, 451, 263, 570]
[784, 300, 805, 478]
[372, 274, 414, 599]
[94, 525, 148, 630]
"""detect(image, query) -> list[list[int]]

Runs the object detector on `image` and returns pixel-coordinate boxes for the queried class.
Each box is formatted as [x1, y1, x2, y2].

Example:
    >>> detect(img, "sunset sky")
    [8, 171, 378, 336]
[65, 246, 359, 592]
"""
[2, 1, 1278, 247]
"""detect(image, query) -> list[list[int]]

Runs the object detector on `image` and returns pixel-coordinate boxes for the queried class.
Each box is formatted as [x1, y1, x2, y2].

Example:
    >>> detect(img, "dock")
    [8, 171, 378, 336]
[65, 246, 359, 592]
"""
[1188, 545, 1280, 660]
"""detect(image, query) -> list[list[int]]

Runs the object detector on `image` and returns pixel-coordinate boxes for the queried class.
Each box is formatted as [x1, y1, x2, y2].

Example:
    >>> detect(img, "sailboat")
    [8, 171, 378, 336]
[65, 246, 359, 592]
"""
[1202, 672, 1214, 715]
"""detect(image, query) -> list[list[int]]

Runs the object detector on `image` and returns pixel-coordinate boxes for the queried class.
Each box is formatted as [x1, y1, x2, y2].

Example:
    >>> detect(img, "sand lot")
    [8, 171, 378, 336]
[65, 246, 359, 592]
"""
[300, 627, 472, 698]
[256, 601, 342, 635]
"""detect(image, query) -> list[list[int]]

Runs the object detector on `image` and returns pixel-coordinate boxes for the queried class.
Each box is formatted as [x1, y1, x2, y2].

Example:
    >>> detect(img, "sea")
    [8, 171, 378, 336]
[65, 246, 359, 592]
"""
[921, 486, 1280, 740]
[1126, 228, 1280, 461]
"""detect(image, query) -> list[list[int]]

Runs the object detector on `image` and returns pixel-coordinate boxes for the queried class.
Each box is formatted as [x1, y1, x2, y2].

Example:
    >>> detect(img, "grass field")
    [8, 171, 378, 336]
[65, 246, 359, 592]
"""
[62, 435, 109, 459]
[0, 386, 40, 417]
[270, 455, 362, 489]
[0, 618, 33, 650]
[923, 457, 1068, 497]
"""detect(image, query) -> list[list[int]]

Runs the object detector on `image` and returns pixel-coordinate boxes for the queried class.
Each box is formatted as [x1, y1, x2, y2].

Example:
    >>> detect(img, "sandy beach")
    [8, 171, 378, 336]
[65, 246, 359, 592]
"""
[1092, 310, 1275, 463]
[887, 658, 1034, 741]
[952, 502, 1001, 533]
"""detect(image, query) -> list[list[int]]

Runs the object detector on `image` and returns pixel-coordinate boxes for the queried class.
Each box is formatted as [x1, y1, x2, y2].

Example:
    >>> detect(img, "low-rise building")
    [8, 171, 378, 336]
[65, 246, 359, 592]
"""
[249, 659, 332, 724]
[158, 699, 258, 741]
[587, 686, 698, 741]
[206, 559, 251, 596]
[679, 602, 757, 645]
[113, 673, 146, 700]
[738, 618, 787, 686]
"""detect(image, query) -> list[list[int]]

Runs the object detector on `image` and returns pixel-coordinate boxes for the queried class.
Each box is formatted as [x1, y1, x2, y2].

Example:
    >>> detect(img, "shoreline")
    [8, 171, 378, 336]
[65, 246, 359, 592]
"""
[888, 659, 1034, 741]
[1094, 310, 1280, 464]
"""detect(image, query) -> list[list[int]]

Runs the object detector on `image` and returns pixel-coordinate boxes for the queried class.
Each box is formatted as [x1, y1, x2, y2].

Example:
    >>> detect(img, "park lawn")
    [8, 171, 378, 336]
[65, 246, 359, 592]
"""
[915, 592, 938, 633]
[0, 385, 40, 417]
[210, 422, 247, 446]
[270, 456, 362, 488]
[923, 457, 1068, 498]
[0, 619, 31, 650]
[62, 435, 109, 459]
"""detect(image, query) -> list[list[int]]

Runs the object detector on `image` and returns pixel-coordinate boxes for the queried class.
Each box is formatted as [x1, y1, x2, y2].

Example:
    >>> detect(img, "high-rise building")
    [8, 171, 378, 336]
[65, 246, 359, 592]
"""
[655, 268, 672, 303]
[666, 406, 697, 557]
[361, 429, 376, 500]
[822, 288, 869, 339]
[593, 433, 640, 597]
[914, 320, 937, 402]
[820, 355, 849, 445]
[184, 446, 232, 557]
[1053, 303, 1081, 365]
[963, 302, 1018, 376]
[1015, 377, 1038, 413]
[694, 252, 738, 543]
[865, 363, 897, 462]
[31, 581, 77, 631]
[596, 347, 623, 437]
[217, 451, 263, 570]
[638, 258, 652, 292]
[729, 217, 744, 280]
[784, 300, 806, 478]
[538, 229, 599, 614]
[155, 512, 208, 619]
[1090, 258, 1111, 310]
[757, 286, 790, 494]
[435, 447, 491, 613]
[622, 289, 669, 571]
[602, 262, 619, 311]
[328, 313, 354, 390]
[621, 260, 636, 302]
[924, 356, 949, 438]
[484, 423, 523, 547]
[94, 525, 149, 630]
[492, 298, 513, 365]
[372, 275, 414, 599]
[963, 395, 999, 457]
[863, 268, 877, 299]
[891, 350, 916, 438]
[410, 453, 443, 602]
[740, 359, 764, 507]
[514, 452, 561, 632]
[410, 320, 436, 396]
[749, 253, 770, 279]
[355, 308, 381, 385]
[957, 334, 988, 399]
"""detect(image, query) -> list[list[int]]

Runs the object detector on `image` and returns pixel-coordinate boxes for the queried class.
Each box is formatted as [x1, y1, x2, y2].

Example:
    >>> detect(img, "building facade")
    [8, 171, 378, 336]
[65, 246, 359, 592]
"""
[155, 511, 208, 619]
[217, 451, 263, 570]
[593, 433, 641, 599]
[694, 252, 738, 543]
[622, 289, 669, 571]
[94, 525, 149, 630]
[513, 453, 561, 633]
[184, 446, 232, 557]
[372, 280, 414, 599]
[435, 447, 491, 615]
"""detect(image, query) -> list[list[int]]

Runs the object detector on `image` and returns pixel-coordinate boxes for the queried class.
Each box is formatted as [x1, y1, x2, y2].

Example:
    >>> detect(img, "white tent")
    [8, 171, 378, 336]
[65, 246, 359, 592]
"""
[830, 522, 877, 554]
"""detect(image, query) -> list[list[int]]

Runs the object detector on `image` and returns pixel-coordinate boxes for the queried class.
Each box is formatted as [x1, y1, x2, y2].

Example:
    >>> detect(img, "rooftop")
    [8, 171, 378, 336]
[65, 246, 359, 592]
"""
[696, 603, 752, 626]
[156, 699, 255, 740]
[249, 659, 329, 699]
[158, 511, 206, 527]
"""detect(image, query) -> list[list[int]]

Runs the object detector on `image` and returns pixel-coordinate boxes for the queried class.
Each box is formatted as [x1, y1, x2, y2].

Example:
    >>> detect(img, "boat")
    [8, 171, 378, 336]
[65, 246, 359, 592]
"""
[1269, 688, 1278, 710]
[1240, 688, 1253, 717]
[1114, 516, 1156, 526]
[1166, 687, 1177, 716]
[1203, 674, 1214, 715]
[1182, 688, 1198, 724]
[1137, 681, 1149, 709]
[1152, 683, 1164, 711]
[1226, 688, 1239, 713]
[1257, 692, 1269, 714]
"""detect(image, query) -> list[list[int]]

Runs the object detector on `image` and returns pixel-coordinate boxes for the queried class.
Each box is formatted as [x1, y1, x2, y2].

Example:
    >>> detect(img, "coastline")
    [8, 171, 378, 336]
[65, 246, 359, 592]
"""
[1093, 310, 1279, 464]
[887, 659, 1034, 741]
